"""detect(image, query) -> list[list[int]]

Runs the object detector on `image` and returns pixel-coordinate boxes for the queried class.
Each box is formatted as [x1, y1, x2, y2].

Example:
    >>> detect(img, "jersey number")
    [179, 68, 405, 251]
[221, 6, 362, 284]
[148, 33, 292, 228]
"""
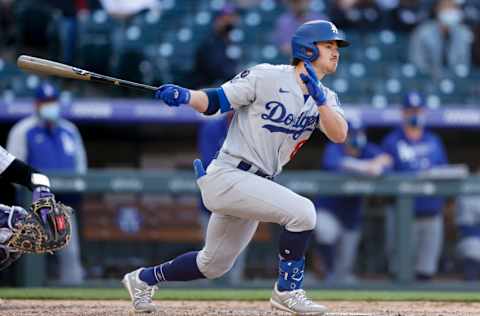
[290, 140, 308, 160]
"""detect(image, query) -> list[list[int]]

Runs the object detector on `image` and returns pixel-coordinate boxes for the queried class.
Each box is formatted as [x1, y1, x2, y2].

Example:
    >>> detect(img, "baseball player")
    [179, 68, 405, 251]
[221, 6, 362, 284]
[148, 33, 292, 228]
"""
[0, 145, 53, 270]
[314, 120, 392, 284]
[123, 20, 349, 315]
[382, 92, 448, 281]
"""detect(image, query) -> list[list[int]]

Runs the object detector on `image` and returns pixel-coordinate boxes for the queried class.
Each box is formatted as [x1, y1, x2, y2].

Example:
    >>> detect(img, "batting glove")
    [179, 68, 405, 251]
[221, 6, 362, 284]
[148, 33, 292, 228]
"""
[300, 61, 327, 106]
[155, 84, 191, 107]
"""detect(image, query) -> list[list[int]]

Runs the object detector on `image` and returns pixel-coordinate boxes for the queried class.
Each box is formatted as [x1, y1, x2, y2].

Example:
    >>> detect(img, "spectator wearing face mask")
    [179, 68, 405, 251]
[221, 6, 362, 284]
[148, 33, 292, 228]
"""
[6, 82, 86, 285]
[313, 120, 392, 284]
[382, 92, 448, 281]
[191, 5, 240, 89]
[409, 0, 473, 78]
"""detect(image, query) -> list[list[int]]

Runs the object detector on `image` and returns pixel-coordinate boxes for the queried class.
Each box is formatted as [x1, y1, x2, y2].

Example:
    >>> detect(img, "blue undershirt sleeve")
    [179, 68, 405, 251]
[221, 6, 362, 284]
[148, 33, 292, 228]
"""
[203, 88, 232, 115]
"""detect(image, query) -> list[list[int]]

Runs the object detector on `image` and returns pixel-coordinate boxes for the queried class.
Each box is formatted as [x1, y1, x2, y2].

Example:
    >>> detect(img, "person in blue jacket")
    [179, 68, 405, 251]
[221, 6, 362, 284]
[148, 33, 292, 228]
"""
[382, 91, 448, 280]
[314, 120, 392, 283]
[6, 82, 86, 285]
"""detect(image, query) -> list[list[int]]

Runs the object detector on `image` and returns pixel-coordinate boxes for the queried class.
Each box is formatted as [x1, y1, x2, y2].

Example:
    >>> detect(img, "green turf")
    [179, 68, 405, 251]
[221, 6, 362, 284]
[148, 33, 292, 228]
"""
[1, 288, 480, 302]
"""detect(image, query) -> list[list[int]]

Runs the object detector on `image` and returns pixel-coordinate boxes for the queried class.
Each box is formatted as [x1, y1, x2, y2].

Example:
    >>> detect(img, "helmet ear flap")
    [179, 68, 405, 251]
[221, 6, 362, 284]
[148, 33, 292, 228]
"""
[293, 42, 319, 62]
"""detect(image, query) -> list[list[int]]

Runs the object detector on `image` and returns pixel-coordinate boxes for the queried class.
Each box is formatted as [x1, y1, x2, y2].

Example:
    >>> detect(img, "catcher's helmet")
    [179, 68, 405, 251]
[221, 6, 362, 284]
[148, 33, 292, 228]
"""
[35, 82, 59, 103]
[291, 20, 349, 62]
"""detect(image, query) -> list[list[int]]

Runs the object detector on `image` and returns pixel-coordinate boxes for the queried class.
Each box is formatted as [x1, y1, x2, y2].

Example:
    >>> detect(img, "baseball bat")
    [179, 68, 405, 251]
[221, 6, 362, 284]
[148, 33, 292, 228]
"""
[16, 55, 157, 92]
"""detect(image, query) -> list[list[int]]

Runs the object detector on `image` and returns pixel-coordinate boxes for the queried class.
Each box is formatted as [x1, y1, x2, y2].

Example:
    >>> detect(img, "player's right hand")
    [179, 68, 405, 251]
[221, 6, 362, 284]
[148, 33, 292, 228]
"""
[155, 84, 191, 107]
[300, 61, 327, 106]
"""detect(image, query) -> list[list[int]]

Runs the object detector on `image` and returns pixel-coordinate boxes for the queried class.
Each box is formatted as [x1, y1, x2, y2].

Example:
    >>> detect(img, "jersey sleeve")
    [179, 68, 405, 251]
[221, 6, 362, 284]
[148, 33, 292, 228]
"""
[381, 133, 395, 155]
[220, 66, 261, 110]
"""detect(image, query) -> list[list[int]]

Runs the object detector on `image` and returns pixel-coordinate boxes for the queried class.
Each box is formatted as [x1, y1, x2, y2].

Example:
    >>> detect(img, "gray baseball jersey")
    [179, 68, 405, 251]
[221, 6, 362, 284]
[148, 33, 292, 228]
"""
[0, 145, 15, 175]
[219, 63, 344, 176]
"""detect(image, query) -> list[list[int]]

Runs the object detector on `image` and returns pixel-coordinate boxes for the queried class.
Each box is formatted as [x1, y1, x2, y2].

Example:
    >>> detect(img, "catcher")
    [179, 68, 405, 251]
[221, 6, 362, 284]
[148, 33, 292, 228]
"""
[0, 145, 72, 271]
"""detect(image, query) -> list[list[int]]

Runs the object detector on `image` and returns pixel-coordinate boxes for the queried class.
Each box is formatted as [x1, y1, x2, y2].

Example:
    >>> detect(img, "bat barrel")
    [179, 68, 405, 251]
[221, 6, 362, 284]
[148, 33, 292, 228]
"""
[17, 55, 158, 93]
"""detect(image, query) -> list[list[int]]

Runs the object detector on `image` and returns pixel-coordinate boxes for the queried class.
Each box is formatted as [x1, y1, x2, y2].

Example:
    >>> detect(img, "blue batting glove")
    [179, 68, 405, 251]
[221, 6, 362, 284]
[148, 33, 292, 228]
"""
[154, 84, 191, 107]
[193, 159, 206, 179]
[300, 62, 327, 106]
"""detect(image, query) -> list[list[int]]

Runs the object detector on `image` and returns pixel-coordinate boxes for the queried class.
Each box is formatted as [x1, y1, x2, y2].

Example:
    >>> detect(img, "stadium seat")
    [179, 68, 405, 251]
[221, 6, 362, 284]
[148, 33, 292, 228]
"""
[77, 10, 114, 75]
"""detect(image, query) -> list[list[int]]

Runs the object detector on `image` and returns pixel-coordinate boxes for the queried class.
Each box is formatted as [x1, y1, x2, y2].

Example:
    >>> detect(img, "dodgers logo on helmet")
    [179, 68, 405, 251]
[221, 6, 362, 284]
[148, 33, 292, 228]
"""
[291, 20, 349, 62]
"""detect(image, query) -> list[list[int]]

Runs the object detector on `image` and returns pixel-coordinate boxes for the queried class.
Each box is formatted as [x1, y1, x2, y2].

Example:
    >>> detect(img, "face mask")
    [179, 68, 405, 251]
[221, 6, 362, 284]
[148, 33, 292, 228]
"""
[347, 132, 367, 150]
[438, 8, 462, 27]
[406, 113, 426, 128]
[38, 102, 61, 122]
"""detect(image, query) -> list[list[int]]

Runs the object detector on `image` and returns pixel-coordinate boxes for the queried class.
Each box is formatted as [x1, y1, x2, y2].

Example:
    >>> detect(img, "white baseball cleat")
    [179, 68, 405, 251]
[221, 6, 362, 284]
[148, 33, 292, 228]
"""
[122, 268, 157, 313]
[270, 282, 328, 315]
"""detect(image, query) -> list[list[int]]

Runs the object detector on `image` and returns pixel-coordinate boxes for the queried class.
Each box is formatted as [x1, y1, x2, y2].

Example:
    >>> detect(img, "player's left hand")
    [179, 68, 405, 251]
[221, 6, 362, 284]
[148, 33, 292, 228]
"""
[154, 84, 191, 107]
[300, 61, 327, 106]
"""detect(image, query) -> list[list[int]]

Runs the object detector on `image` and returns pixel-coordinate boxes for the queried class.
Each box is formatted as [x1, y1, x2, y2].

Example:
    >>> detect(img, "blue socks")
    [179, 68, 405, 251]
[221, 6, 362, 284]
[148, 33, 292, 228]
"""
[278, 257, 305, 291]
[139, 251, 206, 286]
[277, 229, 313, 292]
[278, 229, 312, 260]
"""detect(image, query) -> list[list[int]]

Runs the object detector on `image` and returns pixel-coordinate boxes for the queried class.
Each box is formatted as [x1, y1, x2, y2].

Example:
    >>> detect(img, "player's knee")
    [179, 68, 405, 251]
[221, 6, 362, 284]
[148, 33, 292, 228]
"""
[287, 198, 317, 231]
[196, 249, 234, 279]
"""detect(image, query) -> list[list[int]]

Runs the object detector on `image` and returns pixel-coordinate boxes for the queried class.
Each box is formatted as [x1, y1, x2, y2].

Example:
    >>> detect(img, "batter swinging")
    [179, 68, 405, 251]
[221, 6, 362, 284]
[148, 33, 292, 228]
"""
[123, 20, 349, 315]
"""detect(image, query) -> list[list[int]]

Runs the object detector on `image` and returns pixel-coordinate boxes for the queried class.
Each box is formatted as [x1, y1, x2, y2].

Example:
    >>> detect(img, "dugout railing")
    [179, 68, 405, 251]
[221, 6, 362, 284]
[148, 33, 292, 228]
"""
[16, 170, 480, 287]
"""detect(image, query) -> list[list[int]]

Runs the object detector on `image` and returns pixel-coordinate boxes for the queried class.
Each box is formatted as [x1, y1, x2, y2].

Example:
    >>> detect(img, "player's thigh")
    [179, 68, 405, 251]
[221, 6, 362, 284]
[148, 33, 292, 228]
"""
[198, 213, 258, 274]
[199, 169, 315, 231]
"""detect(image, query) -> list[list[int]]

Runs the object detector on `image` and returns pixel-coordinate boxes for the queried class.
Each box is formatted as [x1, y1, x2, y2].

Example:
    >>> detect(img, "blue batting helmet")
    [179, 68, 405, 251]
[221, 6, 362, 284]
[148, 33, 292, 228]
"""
[35, 82, 59, 103]
[403, 91, 425, 109]
[291, 20, 349, 62]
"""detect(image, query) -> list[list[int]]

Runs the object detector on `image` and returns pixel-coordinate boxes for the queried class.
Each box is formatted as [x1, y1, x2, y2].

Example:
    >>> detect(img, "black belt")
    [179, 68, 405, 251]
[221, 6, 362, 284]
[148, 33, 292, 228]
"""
[237, 161, 274, 180]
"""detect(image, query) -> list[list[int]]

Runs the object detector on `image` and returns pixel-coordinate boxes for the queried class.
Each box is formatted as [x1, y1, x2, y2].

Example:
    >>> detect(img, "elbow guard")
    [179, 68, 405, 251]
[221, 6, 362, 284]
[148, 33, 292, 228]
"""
[202, 88, 232, 115]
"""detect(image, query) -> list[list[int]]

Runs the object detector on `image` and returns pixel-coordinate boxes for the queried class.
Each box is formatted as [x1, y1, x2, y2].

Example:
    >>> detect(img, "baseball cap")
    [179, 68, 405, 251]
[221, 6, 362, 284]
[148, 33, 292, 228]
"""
[403, 91, 425, 109]
[35, 82, 59, 103]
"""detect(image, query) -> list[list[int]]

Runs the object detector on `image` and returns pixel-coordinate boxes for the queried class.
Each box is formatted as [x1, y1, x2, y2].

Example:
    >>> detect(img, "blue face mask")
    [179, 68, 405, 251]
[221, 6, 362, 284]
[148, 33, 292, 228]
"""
[407, 113, 426, 128]
[38, 102, 61, 122]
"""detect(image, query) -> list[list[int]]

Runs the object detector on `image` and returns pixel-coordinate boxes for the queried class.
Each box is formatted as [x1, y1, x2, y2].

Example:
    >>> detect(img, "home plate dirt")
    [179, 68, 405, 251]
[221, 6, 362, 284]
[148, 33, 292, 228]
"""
[1, 300, 480, 316]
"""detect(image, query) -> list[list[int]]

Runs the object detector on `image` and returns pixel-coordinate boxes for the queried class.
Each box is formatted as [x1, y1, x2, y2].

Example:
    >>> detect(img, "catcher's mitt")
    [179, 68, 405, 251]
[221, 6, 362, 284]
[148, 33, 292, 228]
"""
[7, 197, 73, 253]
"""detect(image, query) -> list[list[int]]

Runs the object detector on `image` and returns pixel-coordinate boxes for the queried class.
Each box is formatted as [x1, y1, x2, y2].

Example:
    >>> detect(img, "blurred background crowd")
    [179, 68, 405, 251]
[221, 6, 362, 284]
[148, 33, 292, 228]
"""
[0, 0, 479, 103]
[1, 0, 480, 288]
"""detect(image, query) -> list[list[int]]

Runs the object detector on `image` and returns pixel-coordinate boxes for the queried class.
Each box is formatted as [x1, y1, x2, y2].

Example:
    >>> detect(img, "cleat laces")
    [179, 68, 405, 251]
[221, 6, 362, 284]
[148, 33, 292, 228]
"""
[291, 289, 313, 306]
[133, 286, 155, 306]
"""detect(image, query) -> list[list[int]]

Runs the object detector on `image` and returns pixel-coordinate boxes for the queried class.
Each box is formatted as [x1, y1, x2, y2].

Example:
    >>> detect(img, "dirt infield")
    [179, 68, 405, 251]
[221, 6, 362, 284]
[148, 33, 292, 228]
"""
[1, 300, 480, 316]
